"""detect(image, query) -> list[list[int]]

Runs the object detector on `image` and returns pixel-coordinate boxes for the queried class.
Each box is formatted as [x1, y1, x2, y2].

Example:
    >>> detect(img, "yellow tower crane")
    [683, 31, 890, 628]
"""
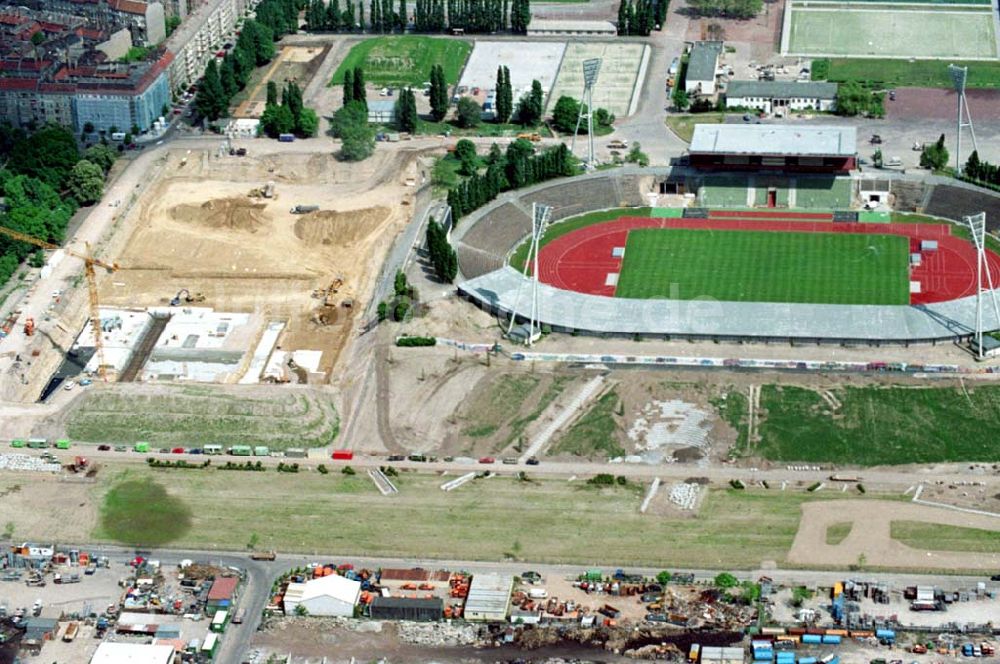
[0, 226, 119, 381]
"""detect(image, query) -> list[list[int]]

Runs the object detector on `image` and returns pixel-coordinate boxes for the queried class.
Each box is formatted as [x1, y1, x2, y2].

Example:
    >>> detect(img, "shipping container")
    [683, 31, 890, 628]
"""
[762, 627, 787, 636]
[211, 610, 228, 633]
[253, 446, 269, 456]
[10, 439, 26, 448]
[822, 635, 842, 645]
[204, 444, 223, 455]
[875, 629, 896, 641]
[802, 635, 822, 645]
[332, 449, 354, 460]
[133, 441, 150, 453]
[28, 438, 48, 449]
[285, 448, 307, 458]
[55, 439, 71, 450]
[201, 632, 219, 658]
[229, 445, 252, 456]
[799, 658, 817, 664]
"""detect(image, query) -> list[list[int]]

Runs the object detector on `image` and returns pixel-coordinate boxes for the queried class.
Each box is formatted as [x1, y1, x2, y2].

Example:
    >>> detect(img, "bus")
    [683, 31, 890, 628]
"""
[204, 444, 223, 455]
[201, 632, 219, 659]
[27, 438, 48, 449]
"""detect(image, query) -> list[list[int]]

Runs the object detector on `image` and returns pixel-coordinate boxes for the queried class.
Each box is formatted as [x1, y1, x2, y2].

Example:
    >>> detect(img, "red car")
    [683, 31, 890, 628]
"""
[171, 447, 186, 454]
[478, 456, 495, 464]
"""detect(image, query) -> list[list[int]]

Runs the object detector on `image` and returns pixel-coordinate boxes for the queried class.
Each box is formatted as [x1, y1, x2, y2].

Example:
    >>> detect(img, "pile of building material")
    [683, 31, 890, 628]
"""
[669, 482, 700, 510]
[397, 620, 480, 646]
[0, 454, 61, 473]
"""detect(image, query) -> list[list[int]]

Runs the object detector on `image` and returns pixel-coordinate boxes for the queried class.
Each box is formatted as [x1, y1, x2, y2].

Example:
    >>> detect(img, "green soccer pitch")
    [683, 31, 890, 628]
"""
[614, 229, 911, 305]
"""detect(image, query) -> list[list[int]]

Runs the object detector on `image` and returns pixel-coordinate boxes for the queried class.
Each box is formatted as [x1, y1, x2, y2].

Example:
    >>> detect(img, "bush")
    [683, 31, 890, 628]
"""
[856, 483, 866, 494]
[811, 58, 830, 80]
[317, 464, 329, 474]
[714, 572, 738, 588]
[729, 479, 745, 490]
[587, 473, 616, 486]
[807, 481, 821, 492]
[395, 336, 436, 347]
[342, 465, 356, 475]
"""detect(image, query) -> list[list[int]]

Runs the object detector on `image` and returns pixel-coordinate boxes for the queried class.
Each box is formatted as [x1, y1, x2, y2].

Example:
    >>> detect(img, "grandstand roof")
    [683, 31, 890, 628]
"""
[726, 80, 838, 100]
[689, 124, 857, 157]
[459, 266, 999, 342]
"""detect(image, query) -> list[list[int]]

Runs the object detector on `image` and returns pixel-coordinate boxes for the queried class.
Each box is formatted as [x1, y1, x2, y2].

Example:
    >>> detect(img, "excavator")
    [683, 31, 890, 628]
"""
[169, 289, 206, 306]
[0, 226, 118, 380]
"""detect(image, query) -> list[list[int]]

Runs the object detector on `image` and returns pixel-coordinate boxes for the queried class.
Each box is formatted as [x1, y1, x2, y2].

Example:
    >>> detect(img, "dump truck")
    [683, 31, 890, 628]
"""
[290, 205, 319, 214]
[250, 551, 276, 561]
[62, 622, 79, 642]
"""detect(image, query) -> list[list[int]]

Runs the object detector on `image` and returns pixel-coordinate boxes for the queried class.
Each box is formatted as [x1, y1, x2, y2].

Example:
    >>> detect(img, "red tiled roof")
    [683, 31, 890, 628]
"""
[75, 27, 105, 40]
[0, 78, 38, 90]
[207, 576, 238, 601]
[0, 59, 51, 72]
[108, 0, 148, 14]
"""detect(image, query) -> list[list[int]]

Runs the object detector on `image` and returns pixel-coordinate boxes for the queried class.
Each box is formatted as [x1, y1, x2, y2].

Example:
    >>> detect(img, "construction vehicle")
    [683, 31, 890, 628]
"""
[23, 317, 35, 336]
[169, 289, 206, 306]
[62, 622, 79, 642]
[69, 456, 89, 473]
[0, 226, 119, 380]
[517, 132, 542, 142]
[250, 551, 276, 561]
[290, 204, 319, 214]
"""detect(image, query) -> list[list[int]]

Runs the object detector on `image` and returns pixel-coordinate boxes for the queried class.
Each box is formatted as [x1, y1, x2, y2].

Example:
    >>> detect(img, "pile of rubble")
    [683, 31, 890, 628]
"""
[398, 620, 480, 646]
[668, 483, 700, 510]
[0, 454, 61, 473]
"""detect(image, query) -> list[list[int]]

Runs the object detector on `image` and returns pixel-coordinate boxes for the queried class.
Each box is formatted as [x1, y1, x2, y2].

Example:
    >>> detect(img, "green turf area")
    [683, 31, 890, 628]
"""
[788, 5, 995, 58]
[82, 466, 895, 567]
[330, 36, 471, 87]
[97, 477, 192, 546]
[65, 385, 339, 449]
[614, 229, 910, 305]
[891, 521, 1000, 552]
[813, 57, 1000, 88]
[826, 522, 853, 545]
[756, 384, 1000, 465]
[666, 113, 723, 142]
[550, 390, 625, 458]
[509, 207, 651, 271]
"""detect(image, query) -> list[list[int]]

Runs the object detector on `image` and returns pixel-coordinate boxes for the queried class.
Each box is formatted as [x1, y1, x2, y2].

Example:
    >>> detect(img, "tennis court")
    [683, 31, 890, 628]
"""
[785, 2, 998, 58]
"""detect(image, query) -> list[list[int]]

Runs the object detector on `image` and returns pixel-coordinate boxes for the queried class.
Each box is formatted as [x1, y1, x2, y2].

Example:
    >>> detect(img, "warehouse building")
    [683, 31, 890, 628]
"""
[724, 80, 838, 115]
[90, 642, 174, 664]
[463, 574, 513, 622]
[283, 574, 361, 617]
[370, 596, 444, 621]
[526, 19, 617, 36]
[206, 576, 239, 616]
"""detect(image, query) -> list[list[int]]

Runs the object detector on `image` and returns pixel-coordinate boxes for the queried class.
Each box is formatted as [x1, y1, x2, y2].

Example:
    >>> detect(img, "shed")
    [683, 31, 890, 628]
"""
[970, 335, 1000, 358]
[370, 596, 444, 621]
[90, 642, 174, 664]
[367, 99, 396, 124]
[910, 252, 922, 266]
[464, 573, 513, 622]
[920, 240, 938, 252]
[23, 617, 58, 641]
[283, 573, 362, 617]
[207, 575, 239, 613]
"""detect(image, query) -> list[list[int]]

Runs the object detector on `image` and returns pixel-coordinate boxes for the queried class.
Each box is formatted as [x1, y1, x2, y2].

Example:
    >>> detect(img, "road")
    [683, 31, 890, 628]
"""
[74, 543, 998, 664]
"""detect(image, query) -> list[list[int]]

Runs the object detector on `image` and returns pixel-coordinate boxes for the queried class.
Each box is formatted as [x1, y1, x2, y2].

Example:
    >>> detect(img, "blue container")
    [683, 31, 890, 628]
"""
[776, 654, 795, 660]
[800, 658, 818, 664]
[876, 630, 896, 640]
[754, 654, 774, 662]
[822, 636, 842, 645]
[827, 656, 840, 664]
[802, 635, 822, 645]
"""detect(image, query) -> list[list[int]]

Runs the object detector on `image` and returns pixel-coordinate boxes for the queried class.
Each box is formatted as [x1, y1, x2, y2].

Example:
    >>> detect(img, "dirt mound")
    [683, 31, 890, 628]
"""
[170, 197, 269, 232]
[294, 206, 389, 246]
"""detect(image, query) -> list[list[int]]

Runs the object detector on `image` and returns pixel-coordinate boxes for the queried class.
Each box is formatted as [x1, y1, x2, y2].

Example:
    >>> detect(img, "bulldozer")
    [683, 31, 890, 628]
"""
[311, 277, 344, 307]
[169, 289, 206, 306]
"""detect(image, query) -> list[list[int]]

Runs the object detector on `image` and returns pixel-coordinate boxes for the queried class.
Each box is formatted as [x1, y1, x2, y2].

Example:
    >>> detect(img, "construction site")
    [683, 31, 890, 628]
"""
[0, 142, 425, 403]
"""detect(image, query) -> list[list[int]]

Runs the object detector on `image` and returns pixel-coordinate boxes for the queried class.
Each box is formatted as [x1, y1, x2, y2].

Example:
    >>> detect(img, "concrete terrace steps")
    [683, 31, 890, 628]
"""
[518, 374, 606, 463]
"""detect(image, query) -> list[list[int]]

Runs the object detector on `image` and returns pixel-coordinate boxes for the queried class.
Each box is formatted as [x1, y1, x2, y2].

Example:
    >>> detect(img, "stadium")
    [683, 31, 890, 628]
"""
[454, 125, 1000, 345]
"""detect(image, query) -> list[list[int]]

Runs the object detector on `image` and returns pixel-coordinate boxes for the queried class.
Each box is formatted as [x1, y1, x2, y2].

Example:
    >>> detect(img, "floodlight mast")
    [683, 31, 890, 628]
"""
[948, 65, 978, 173]
[506, 203, 552, 345]
[572, 58, 602, 168]
[964, 213, 1000, 360]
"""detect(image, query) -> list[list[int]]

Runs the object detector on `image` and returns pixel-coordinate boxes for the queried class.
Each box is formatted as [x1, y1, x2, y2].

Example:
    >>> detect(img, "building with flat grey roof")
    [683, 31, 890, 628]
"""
[464, 574, 513, 622]
[689, 124, 857, 172]
[526, 19, 617, 36]
[725, 80, 838, 115]
[684, 41, 723, 96]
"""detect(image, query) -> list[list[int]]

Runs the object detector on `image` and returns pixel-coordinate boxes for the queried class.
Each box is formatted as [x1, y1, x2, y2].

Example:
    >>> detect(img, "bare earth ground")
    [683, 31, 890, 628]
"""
[887, 88, 1000, 122]
[0, 473, 98, 543]
[100, 147, 421, 377]
[788, 499, 1000, 570]
[685, 0, 786, 62]
[234, 45, 331, 118]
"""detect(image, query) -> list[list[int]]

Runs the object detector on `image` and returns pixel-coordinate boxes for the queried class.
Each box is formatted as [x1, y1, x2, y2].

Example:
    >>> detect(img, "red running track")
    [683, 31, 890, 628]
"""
[535, 216, 1000, 305]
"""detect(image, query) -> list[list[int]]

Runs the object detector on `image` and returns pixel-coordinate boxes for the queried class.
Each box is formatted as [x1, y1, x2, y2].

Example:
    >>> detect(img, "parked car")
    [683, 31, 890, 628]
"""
[97, 445, 111, 451]
[478, 456, 495, 464]
[189, 448, 202, 455]
[387, 454, 404, 461]
[502, 457, 518, 465]
[158, 447, 171, 454]
[171, 447, 186, 454]
[522, 571, 542, 583]
[645, 613, 667, 622]
[526, 457, 540, 465]
[114, 445, 127, 452]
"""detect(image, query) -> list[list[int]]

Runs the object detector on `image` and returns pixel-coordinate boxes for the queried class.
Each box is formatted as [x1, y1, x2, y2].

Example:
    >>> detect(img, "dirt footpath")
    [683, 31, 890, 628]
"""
[788, 499, 1000, 570]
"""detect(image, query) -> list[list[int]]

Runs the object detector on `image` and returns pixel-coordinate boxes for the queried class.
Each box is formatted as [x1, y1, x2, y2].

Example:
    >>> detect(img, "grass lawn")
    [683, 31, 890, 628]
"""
[757, 384, 1000, 465]
[550, 389, 625, 458]
[385, 118, 553, 139]
[891, 521, 1000, 553]
[814, 58, 1000, 89]
[509, 207, 651, 271]
[826, 522, 853, 545]
[84, 466, 886, 568]
[614, 229, 910, 304]
[97, 476, 192, 546]
[65, 385, 339, 450]
[460, 374, 541, 439]
[330, 36, 471, 87]
[667, 113, 723, 142]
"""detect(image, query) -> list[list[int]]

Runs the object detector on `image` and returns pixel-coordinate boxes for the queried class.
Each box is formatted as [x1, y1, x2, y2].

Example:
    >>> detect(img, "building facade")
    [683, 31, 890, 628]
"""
[725, 80, 838, 115]
[685, 41, 723, 96]
[688, 124, 857, 173]
[164, 0, 260, 91]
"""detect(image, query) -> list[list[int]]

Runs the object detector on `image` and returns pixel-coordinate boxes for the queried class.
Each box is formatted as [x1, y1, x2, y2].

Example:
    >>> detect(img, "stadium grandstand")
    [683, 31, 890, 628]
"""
[688, 125, 857, 173]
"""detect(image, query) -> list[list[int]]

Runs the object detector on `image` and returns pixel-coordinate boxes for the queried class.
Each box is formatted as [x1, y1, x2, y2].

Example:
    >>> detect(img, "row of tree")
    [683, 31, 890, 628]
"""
[260, 81, 320, 137]
[616, 0, 664, 36]
[551, 96, 614, 134]
[919, 134, 949, 171]
[343, 67, 369, 110]
[425, 216, 458, 282]
[686, 0, 761, 19]
[195, 19, 276, 121]
[428, 65, 449, 121]
[0, 123, 119, 288]
[395, 88, 419, 132]
[964, 151, 1000, 187]
[304, 0, 530, 33]
[446, 140, 575, 221]
[494, 66, 514, 124]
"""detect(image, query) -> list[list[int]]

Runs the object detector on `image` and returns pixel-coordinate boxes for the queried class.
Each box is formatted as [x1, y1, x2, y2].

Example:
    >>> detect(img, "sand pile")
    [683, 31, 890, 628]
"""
[170, 198, 269, 232]
[294, 206, 390, 245]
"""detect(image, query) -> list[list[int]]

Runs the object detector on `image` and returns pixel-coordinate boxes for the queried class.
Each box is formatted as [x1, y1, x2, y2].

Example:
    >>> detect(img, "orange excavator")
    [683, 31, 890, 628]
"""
[0, 226, 119, 380]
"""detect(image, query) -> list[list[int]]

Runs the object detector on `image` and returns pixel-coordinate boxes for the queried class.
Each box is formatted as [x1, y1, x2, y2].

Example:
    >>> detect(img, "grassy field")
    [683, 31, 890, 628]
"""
[756, 384, 1000, 465]
[813, 57, 1000, 89]
[826, 522, 853, 545]
[509, 207, 651, 271]
[461, 374, 540, 438]
[97, 476, 192, 546]
[550, 389, 625, 458]
[83, 466, 887, 567]
[64, 385, 339, 450]
[666, 113, 723, 142]
[891, 521, 1000, 553]
[330, 36, 471, 87]
[614, 229, 910, 304]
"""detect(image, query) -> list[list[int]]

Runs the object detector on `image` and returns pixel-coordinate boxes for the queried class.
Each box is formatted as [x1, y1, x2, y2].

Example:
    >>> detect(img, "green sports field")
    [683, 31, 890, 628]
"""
[787, 3, 997, 58]
[614, 229, 910, 304]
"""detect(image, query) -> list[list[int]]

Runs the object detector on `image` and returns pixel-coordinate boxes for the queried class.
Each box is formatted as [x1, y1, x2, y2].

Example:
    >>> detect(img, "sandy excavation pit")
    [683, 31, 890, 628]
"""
[98, 148, 418, 378]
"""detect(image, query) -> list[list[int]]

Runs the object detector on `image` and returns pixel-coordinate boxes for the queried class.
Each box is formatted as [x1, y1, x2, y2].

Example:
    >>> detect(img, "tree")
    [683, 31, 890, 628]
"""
[7, 124, 80, 189]
[333, 100, 375, 161]
[626, 142, 649, 167]
[551, 95, 581, 134]
[714, 572, 738, 588]
[195, 59, 227, 120]
[455, 97, 482, 128]
[617, 0, 629, 34]
[260, 102, 295, 137]
[425, 216, 458, 282]
[297, 107, 319, 137]
[656, 571, 672, 585]
[83, 121, 95, 134]
[30, 30, 44, 46]
[454, 139, 477, 175]
[594, 108, 614, 127]
[872, 148, 883, 168]
[343, 68, 355, 106]
[920, 134, 949, 171]
[965, 149, 981, 178]
[66, 159, 105, 205]
[83, 144, 117, 174]
[220, 56, 238, 98]
[283, 81, 304, 127]
[687, 0, 761, 18]
[510, 0, 531, 32]
[835, 81, 883, 118]
[496, 66, 513, 124]
[429, 64, 448, 122]
[353, 67, 367, 109]
[395, 88, 418, 132]
[516, 80, 543, 126]
[266, 80, 279, 106]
